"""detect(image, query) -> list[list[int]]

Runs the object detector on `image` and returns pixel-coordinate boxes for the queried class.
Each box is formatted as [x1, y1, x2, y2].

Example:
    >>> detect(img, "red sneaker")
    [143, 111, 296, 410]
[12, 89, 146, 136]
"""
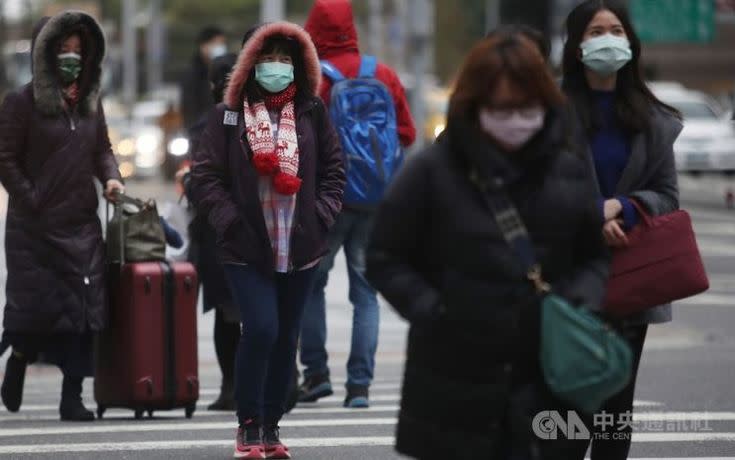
[264, 425, 291, 459]
[234, 422, 265, 459]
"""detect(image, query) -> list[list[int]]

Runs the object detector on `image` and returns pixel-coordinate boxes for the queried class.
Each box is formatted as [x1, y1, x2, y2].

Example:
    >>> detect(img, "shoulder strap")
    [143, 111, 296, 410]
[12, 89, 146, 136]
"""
[470, 171, 550, 294]
[320, 60, 346, 82]
[358, 55, 378, 79]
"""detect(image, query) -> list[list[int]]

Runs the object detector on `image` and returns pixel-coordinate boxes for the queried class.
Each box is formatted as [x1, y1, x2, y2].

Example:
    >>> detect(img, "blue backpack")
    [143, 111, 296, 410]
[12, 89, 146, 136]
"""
[320, 56, 402, 207]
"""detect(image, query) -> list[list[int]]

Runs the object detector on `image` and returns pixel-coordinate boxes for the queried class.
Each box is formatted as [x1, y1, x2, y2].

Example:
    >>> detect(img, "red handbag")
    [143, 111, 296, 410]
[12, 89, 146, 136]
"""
[603, 202, 709, 316]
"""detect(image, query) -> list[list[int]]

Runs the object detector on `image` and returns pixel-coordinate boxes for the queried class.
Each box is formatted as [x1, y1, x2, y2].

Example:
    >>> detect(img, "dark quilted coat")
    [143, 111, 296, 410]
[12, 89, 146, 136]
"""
[0, 12, 121, 334]
[366, 111, 610, 459]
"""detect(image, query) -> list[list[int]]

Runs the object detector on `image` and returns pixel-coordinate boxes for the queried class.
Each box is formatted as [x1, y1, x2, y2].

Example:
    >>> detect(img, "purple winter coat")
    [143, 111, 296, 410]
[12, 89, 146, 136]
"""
[191, 22, 345, 274]
[0, 12, 121, 334]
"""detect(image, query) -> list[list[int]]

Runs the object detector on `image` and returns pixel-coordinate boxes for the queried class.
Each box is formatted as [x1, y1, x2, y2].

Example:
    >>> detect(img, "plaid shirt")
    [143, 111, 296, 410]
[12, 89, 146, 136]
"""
[258, 111, 320, 273]
[259, 177, 297, 273]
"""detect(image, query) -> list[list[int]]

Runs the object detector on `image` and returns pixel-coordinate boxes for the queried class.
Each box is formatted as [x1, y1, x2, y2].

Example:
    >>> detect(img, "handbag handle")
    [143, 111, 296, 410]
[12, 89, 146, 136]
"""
[628, 199, 655, 227]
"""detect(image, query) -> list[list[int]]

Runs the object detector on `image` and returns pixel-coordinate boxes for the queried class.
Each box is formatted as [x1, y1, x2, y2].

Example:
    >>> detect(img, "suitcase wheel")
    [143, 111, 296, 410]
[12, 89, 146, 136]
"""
[185, 404, 195, 419]
[96, 406, 106, 420]
[134, 408, 145, 420]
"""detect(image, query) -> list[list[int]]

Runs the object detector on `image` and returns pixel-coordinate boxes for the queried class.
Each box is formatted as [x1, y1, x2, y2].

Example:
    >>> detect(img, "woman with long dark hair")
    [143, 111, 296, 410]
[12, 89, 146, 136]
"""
[366, 30, 609, 459]
[191, 22, 345, 459]
[562, 1, 683, 458]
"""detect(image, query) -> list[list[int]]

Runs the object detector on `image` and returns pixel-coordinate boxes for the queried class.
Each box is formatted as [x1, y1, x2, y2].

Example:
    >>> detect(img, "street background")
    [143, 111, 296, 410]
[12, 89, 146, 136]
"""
[1, 0, 735, 458]
[0, 174, 734, 459]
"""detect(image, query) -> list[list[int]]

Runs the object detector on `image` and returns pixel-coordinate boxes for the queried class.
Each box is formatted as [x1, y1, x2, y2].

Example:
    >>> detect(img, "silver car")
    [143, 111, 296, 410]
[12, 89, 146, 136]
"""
[653, 85, 735, 174]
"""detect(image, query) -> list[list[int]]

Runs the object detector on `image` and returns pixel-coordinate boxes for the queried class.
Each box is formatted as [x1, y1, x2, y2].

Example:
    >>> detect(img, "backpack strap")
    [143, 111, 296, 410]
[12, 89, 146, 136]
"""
[320, 60, 346, 82]
[358, 55, 378, 79]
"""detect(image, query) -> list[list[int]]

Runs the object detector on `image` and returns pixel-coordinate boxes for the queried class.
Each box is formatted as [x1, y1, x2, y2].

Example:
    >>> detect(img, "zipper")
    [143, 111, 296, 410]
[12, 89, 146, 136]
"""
[82, 274, 90, 329]
[64, 107, 77, 131]
[287, 200, 300, 273]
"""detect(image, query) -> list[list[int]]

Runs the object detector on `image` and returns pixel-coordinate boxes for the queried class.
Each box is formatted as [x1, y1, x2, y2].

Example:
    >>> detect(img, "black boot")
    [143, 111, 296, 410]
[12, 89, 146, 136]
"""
[208, 378, 235, 411]
[1, 350, 27, 413]
[59, 376, 95, 422]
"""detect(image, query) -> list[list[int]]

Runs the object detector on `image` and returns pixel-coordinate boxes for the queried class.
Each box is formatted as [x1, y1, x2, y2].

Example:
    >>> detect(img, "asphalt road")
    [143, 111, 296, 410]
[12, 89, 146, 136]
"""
[1, 175, 735, 459]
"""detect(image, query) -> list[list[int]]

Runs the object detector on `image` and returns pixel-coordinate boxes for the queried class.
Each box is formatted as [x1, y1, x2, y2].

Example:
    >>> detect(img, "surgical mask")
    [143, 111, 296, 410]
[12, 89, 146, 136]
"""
[478, 107, 546, 150]
[580, 34, 632, 76]
[58, 52, 82, 84]
[255, 62, 294, 94]
[209, 43, 228, 60]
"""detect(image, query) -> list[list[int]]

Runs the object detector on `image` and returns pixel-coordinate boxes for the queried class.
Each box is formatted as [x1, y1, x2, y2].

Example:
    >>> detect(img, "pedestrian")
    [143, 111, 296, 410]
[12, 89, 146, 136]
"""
[0, 11, 124, 421]
[180, 52, 241, 412]
[180, 26, 227, 138]
[191, 22, 345, 459]
[365, 31, 610, 459]
[561, 1, 682, 458]
[298, 0, 416, 408]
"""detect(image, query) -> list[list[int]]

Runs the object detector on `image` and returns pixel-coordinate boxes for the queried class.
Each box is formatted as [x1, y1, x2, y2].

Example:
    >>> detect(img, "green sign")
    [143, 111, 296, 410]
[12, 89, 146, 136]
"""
[630, 0, 715, 43]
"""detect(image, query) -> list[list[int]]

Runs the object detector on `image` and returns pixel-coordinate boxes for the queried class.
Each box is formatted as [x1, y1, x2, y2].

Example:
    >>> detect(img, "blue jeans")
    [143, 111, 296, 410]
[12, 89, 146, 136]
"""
[224, 264, 317, 425]
[300, 209, 380, 388]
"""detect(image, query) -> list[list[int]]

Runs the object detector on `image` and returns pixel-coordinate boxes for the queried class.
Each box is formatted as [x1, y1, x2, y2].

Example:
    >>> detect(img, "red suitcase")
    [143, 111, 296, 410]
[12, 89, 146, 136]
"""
[95, 261, 199, 419]
[95, 195, 199, 419]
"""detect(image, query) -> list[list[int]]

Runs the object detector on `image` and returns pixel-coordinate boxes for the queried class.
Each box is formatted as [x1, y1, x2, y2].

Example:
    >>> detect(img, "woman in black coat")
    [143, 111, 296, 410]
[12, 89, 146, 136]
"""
[561, 1, 682, 458]
[366, 31, 610, 459]
[0, 12, 123, 421]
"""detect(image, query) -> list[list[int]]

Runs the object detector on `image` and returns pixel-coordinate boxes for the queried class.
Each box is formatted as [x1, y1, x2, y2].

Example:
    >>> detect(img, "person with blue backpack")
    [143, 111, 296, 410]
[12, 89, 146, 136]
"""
[299, 0, 416, 408]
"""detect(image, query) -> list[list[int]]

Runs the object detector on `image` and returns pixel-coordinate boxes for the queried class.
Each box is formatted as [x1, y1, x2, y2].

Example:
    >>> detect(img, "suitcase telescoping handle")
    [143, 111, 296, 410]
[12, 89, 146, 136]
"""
[105, 189, 125, 265]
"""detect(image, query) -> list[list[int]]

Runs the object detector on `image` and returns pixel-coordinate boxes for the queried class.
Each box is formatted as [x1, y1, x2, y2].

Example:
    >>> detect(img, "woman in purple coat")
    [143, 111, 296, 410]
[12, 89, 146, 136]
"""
[0, 11, 123, 421]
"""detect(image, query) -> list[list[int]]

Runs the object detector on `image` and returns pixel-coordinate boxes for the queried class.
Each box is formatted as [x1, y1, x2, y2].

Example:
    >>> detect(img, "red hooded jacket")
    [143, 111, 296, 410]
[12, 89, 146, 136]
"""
[305, 0, 416, 147]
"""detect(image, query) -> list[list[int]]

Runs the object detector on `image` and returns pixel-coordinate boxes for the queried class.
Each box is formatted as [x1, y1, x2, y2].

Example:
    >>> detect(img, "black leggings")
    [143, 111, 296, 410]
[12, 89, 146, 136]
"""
[589, 324, 648, 460]
[214, 308, 240, 383]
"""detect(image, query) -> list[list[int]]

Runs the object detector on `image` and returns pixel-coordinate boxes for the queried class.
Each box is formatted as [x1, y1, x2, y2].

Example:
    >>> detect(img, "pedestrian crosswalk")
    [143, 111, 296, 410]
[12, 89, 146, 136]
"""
[2, 381, 735, 459]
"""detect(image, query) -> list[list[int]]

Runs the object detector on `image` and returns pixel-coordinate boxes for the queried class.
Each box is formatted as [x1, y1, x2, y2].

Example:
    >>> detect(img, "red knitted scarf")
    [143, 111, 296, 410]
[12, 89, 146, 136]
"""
[244, 84, 301, 195]
[63, 82, 80, 108]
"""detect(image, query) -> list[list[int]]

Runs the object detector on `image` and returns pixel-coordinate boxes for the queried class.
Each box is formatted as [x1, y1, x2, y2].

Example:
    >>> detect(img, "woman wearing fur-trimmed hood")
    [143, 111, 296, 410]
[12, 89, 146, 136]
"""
[0, 11, 123, 422]
[191, 21, 345, 459]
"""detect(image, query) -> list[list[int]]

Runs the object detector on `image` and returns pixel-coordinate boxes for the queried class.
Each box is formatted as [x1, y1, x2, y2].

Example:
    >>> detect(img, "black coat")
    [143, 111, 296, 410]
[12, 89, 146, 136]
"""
[0, 13, 120, 335]
[191, 22, 345, 275]
[180, 55, 215, 133]
[366, 112, 609, 459]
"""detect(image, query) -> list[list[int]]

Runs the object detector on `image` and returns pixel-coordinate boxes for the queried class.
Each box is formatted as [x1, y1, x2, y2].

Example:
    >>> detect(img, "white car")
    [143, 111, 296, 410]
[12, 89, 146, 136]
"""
[653, 87, 735, 173]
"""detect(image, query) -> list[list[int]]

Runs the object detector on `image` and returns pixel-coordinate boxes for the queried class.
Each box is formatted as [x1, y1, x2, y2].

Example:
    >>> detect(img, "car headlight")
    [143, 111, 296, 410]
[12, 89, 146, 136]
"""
[168, 137, 190, 157]
[136, 133, 160, 156]
[434, 123, 446, 139]
[118, 161, 136, 178]
[116, 138, 136, 157]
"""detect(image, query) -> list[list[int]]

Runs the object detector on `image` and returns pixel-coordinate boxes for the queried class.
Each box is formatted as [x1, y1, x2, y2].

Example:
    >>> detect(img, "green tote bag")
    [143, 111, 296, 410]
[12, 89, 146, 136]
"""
[106, 193, 167, 263]
[473, 173, 633, 414]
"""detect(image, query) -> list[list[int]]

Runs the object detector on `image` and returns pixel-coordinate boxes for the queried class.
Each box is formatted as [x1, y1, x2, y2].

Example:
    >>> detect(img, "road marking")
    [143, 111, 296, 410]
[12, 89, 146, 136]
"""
[676, 293, 734, 307]
[0, 399, 666, 415]
[17, 410, 735, 438]
[0, 405, 402, 422]
[0, 437, 396, 454]
[0, 418, 397, 437]
[2, 432, 735, 454]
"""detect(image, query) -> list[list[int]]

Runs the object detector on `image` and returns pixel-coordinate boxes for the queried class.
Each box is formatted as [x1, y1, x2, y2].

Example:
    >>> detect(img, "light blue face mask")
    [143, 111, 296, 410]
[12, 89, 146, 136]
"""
[255, 62, 294, 93]
[580, 34, 632, 76]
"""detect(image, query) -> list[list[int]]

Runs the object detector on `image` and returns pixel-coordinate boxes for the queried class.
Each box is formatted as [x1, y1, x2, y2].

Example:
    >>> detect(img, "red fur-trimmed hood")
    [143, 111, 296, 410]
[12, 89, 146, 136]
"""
[224, 22, 321, 109]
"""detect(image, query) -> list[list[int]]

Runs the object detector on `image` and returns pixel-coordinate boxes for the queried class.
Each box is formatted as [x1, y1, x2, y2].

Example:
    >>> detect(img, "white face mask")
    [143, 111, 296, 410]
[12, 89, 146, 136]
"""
[208, 43, 228, 60]
[580, 34, 632, 76]
[478, 107, 546, 150]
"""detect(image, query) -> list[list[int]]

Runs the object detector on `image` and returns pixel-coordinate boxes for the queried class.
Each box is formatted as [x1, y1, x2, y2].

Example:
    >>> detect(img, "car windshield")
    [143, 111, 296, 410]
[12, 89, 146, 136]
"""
[669, 101, 719, 120]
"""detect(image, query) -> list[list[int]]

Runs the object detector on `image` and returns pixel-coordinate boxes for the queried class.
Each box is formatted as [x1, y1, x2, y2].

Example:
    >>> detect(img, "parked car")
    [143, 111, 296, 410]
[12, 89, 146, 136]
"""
[653, 85, 735, 174]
